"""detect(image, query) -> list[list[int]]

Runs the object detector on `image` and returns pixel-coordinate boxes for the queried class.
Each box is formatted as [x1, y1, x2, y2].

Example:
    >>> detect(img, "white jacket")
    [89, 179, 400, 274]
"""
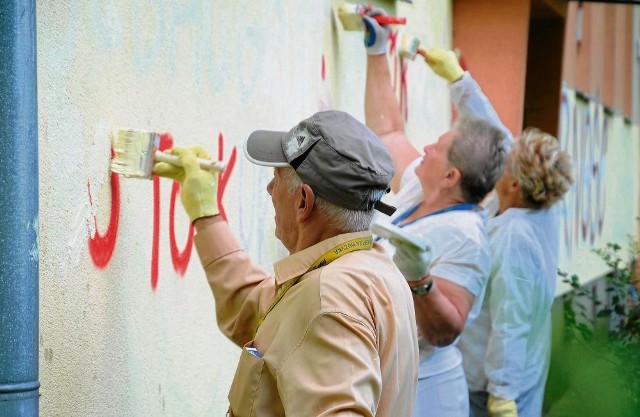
[458, 207, 559, 417]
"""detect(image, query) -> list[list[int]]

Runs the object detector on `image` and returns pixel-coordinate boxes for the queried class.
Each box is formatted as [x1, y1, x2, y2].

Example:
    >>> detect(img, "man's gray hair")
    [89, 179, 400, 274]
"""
[283, 167, 377, 232]
[449, 116, 508, 204]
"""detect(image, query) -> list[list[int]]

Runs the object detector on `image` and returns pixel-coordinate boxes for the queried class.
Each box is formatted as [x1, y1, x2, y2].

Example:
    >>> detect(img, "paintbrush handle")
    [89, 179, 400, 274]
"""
[374, 16, 406, 25]
[155, 151, 226, 173]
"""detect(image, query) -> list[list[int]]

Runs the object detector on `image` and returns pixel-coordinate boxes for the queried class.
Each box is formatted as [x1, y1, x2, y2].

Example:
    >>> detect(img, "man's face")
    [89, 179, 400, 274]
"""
[414, 130, 456, 193]
[266, 167, 298, 251]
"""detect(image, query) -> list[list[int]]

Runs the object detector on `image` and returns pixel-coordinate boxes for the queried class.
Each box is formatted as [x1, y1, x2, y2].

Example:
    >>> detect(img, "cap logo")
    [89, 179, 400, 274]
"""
[284, 127, 311, 158]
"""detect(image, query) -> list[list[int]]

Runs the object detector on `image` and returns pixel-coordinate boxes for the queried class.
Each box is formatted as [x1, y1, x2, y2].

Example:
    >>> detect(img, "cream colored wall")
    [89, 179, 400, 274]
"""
[36, 1, 451, 416]
[556, 86, 640, 295]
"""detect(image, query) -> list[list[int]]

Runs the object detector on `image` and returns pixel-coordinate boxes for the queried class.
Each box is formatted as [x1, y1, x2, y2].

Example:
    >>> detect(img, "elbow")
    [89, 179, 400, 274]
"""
[426, 331, 461, 348]
[420, 323, 464, 347]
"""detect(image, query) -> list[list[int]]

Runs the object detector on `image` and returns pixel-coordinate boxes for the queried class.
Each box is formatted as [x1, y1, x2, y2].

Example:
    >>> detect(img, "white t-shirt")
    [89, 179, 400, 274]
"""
[376, 159, 491, 378]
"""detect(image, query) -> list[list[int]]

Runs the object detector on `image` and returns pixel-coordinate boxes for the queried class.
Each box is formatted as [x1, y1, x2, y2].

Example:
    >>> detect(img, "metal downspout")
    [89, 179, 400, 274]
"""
[0, 1, 40, 416]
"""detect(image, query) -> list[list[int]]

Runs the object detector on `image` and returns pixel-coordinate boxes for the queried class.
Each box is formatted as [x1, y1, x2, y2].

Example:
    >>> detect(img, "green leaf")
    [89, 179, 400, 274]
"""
[597, 309, 612, 318]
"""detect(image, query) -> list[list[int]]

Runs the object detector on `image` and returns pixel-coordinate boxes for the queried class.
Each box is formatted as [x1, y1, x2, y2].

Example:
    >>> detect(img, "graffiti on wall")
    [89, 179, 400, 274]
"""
[82, 10, 412, 291]
[87, 132, 237, 291]
[85, 48, 333, 289]
[558, 87, 609, 255]
[389, 30, 410, 121]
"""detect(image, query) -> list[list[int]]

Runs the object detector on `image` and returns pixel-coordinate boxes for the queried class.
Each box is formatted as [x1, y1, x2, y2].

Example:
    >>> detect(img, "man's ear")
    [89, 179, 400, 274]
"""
[443, 166, 462, 189]
[510, 178, 523, 201]
[509, 177, 520, 192]
[297, 184, 315, 221]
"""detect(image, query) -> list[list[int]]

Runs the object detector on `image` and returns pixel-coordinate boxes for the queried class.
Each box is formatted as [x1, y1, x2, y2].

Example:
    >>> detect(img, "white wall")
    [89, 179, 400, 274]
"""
[556, 86, 640, 294]
[36, 1, 452, 416]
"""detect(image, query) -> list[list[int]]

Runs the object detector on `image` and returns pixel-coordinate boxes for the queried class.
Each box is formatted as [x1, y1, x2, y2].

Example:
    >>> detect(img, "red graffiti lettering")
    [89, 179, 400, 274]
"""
[88, 131, 236, 291]
[389, 30, 409, 121]
[217, 133, 237, 221]
[88, 151, 120, 269]
[389, 30, 398, 55]
[151, 133, 175, 290]
[400, 59, 409, 120]
[169, 181, 194, 276]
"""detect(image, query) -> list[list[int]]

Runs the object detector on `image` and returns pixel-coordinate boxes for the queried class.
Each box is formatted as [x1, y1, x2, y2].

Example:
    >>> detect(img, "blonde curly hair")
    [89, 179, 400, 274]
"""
[508, 128, 574, 209]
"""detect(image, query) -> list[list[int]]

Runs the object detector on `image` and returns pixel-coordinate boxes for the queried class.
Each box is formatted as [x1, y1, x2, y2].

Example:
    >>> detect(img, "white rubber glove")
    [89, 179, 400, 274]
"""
[390, 237, 433, 281]
[488, 395, 519, 417]
[363, 7, 390, 55]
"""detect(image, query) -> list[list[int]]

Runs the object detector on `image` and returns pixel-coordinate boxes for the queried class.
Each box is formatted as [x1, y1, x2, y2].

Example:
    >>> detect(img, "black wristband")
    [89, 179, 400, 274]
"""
[410, 280, 433, 296]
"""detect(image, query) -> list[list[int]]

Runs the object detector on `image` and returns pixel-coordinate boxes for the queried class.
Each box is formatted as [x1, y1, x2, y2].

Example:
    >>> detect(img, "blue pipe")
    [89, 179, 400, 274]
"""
[0, 1, 40, 416]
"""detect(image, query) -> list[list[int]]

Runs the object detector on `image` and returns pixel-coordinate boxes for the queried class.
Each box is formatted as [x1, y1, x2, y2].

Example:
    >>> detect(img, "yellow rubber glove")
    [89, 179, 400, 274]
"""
[153, 146, 219, 222]
[422, 47, 464, 83]
[488, 394, 519, 417]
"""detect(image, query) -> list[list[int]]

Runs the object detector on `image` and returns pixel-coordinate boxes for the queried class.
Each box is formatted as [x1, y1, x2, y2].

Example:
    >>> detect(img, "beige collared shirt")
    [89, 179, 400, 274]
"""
[194, 221, 418, 417]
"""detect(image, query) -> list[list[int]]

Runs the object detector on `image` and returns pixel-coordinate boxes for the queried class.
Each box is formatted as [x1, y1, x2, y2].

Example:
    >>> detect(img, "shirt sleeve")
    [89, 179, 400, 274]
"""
[484, 227, 538, 400]
[277, 312, 380, 417]
[450, 72, 514, 146]
[428, 219, 491, 297]
[194, 221, 276, 348]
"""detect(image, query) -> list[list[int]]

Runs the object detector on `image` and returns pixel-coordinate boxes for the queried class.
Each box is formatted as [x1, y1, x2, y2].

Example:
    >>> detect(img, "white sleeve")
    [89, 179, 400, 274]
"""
[428, 218, 491, 298]
[450, 72, 514, 146]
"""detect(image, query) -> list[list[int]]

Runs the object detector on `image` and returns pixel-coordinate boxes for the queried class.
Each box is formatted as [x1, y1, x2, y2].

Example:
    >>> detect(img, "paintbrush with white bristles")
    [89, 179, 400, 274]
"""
[398, 32, 422, 60]
[110, 129, 225, 179]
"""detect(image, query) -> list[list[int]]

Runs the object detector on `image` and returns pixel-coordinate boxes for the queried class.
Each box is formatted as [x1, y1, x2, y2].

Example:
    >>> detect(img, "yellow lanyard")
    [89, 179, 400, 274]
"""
[254, 236, 373, 335]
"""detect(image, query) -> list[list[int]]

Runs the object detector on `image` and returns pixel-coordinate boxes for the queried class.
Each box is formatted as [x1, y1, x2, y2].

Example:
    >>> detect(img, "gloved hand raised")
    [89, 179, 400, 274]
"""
[390, 237, 433, 281]
[488, 394, 519, 417]
[153, 146, 219, 222]
[423, 47, 464, 83]
[363, 7, 390, 55]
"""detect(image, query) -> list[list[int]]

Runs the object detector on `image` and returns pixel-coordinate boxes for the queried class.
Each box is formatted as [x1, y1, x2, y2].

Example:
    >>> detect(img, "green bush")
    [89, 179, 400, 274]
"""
[547, 240, 640, 417]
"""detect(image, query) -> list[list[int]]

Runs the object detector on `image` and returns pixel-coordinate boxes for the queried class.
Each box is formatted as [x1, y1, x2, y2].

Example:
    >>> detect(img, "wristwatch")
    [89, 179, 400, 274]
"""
[410, 280, 434, 296]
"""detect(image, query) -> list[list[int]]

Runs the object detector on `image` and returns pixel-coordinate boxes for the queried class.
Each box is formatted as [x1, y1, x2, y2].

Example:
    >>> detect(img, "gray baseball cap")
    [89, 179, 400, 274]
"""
[244, 110, 396, 215]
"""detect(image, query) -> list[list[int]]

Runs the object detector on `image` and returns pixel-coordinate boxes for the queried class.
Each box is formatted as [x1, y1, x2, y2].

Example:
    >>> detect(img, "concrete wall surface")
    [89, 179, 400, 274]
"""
[36, 1, 451, 416]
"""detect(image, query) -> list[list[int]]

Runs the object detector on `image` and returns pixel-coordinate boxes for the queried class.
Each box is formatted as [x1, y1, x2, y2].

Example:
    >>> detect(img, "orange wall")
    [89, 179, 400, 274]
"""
[453, 0, 531, 137]
[562, 2, 635, 118]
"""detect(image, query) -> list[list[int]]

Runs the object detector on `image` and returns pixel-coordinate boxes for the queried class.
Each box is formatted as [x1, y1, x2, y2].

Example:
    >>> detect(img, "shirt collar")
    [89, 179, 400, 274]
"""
[273, 230, 372, 286]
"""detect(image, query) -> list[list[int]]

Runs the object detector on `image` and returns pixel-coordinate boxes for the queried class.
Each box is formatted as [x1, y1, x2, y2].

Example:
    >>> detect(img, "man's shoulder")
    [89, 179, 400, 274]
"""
[315, 248, 410, 311]
[320, 246, 403, 288]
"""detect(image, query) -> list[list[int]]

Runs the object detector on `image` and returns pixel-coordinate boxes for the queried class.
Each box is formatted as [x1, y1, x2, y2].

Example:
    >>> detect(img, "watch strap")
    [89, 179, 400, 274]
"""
[410, 280, 433, 296]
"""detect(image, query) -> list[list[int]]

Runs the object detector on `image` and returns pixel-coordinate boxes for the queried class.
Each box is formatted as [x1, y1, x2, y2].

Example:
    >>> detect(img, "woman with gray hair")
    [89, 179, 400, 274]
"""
[458, 128, 574, 417]
[363, 12, 509, 416]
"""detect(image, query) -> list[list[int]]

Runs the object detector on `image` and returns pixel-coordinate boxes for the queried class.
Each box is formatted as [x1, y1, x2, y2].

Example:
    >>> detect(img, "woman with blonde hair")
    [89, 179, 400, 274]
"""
[458, 128, 574, 417]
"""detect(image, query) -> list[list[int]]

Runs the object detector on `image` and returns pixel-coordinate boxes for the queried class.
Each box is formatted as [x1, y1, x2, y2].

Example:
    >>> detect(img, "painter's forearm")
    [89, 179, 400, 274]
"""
[365, 54, 418, 192]
[365, 54, 404, 136]
[450, 73, 513, 143]
[193, 220, 275, 347]
[193, 214, 224, 232]
[413, 285, 466, 347]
